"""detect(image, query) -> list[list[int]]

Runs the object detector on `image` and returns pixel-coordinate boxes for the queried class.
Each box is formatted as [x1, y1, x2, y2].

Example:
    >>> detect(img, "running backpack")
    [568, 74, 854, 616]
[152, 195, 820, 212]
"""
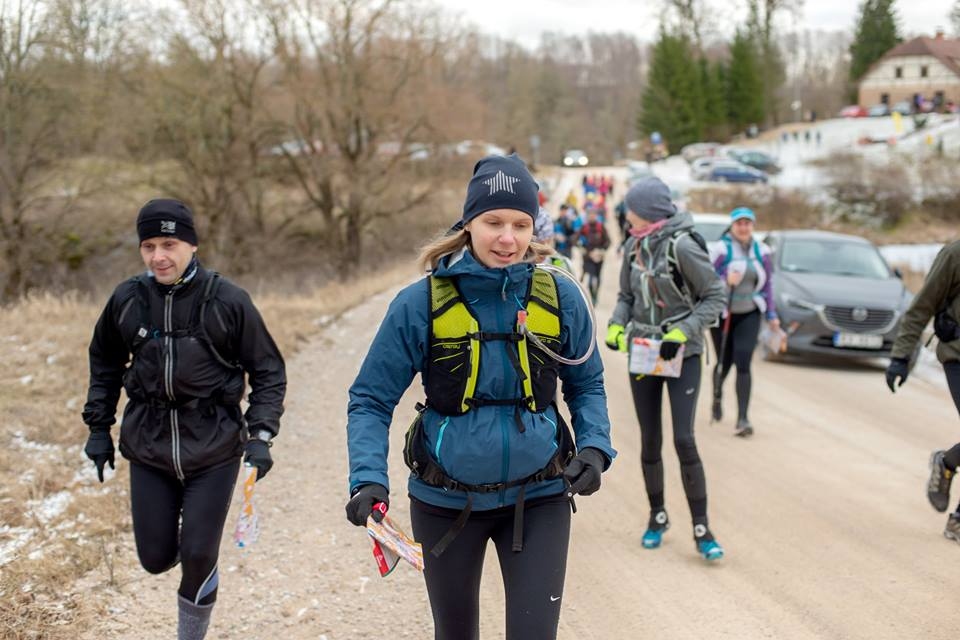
[720, 235, 764, 271]
[130, 271, 240, 370]
[665, 230, 709, 306]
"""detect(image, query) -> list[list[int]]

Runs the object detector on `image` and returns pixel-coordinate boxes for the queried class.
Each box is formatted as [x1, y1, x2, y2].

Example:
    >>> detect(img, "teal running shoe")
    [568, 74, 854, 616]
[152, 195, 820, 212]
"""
[641, 510, 670, 549]
[694, 523, 724, 561]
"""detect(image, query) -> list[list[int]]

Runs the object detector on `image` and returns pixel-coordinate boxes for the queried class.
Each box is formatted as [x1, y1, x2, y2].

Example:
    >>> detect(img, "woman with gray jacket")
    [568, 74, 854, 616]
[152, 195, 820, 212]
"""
[606, 177, 726, 561]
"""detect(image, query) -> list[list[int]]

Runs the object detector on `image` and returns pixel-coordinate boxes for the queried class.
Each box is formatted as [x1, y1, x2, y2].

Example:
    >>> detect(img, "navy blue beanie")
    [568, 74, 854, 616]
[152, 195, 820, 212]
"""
[136, 198, 198, 245]
[458, 154, 539, 229]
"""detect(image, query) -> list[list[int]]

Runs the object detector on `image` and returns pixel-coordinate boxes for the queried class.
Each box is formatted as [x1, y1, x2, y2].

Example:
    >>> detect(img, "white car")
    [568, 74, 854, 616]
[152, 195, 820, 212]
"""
[691, 212, 730, 242]
[562, 149, 589, 167]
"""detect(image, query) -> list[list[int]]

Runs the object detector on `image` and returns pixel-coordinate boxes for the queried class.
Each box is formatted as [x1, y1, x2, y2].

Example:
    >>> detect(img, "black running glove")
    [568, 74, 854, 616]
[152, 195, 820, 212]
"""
[244, 438, 273, 480]
[885, 357, 910, 393]
[345, 483, 389, 527]
[659, 328, 687, 360]
[84, 428, 115, 483]
[563, 447, 607, 497]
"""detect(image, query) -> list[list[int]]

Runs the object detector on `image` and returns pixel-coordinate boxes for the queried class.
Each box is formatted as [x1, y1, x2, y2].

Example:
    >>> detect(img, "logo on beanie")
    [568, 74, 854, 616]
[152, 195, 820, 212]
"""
[160, 221, 176, 234]
[482, 170, 521, 196]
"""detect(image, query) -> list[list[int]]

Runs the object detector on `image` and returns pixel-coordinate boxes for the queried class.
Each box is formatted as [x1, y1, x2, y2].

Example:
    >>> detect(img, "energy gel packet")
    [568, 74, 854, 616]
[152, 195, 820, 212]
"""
[366, 503, 424, 575]
[233, 465, 260, 548]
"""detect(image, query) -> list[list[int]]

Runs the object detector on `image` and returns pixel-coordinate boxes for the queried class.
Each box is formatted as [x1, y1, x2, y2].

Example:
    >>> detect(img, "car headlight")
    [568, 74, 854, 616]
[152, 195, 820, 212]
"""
[781, 293, 823, 312]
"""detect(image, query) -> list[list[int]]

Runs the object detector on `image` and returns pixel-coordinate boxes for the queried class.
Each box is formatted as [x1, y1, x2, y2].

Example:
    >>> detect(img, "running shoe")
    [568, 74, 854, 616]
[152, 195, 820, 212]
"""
[944, 512, 960, 544]
[641, 510, 670, 549]
[694, 523, 724, 561]
[927, 450, 953, 513]
[734, 418, 754, 438]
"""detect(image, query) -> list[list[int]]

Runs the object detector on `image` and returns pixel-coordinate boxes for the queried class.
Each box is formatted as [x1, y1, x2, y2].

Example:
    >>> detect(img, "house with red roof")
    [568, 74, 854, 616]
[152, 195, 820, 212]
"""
[858, 30, 960, 110]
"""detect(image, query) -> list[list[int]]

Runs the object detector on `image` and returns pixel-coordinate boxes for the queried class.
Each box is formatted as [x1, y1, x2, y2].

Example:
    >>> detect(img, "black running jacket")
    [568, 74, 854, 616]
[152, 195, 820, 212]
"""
[82, 266, 286, 478]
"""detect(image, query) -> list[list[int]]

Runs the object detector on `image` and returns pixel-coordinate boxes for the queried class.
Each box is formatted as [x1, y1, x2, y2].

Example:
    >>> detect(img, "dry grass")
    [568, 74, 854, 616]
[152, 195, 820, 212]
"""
[0, 263, 418, 638]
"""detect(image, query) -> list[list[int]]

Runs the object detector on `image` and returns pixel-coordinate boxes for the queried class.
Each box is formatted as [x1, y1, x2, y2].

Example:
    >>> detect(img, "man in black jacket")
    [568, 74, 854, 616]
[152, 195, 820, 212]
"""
[82, 198, 286, 640]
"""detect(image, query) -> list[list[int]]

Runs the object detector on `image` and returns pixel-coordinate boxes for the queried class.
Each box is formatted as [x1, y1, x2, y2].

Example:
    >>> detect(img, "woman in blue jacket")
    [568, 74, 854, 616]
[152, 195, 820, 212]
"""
[345, 154, 615, 640]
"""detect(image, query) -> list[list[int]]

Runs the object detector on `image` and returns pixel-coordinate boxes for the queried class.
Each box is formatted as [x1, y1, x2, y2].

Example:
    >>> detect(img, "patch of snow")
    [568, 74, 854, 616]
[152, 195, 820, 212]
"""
[26, 490, 72, 524]
[879, 244, 944, 274]
[0, 526, 34, 566]
[12, 432, 59, 452]
[19, 374, 33, 385]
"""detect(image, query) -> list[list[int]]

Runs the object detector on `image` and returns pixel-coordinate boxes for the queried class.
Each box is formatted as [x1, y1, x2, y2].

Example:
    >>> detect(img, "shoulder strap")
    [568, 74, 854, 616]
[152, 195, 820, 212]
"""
[722, 236, 733, 270]
[667, 231, 700, 307]
[528, 269, 560, 318]
[197, 271, 241, 370]
[752, 239, 763, 265]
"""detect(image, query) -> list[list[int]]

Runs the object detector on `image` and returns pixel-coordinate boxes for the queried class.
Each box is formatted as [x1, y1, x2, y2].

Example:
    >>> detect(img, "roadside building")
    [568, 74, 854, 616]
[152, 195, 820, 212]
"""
[858, 31, 960, 110]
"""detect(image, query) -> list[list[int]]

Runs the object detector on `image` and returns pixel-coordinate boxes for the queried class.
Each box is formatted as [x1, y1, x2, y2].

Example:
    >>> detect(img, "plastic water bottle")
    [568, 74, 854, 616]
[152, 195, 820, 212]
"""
[233, 465, 260, 548]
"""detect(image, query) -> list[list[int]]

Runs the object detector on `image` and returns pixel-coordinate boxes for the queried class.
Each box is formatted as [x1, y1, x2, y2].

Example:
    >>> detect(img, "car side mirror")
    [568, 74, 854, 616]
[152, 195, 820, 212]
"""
[893, 267, 903, 279]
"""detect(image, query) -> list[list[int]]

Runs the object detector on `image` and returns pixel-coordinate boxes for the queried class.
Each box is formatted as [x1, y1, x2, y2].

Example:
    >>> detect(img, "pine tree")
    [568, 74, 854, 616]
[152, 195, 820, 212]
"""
[727, 30, 765, 130]
[849, 0, 901, 82]
[701, 58, 728, 140]
[639, 30, 704, 153]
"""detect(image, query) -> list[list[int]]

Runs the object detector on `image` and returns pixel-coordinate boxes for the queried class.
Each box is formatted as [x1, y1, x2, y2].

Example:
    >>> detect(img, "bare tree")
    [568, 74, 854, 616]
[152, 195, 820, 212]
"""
[746, 0, 803, 125]
[265, 0, 444, 277]
[0, 0, 67, 299]
[125, 0, 279, 270]
[661, 0, 714, 52]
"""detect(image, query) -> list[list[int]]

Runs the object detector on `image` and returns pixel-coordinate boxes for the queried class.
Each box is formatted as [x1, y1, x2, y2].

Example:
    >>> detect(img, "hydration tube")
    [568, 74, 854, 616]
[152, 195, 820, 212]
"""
[517, 262, 597, 366]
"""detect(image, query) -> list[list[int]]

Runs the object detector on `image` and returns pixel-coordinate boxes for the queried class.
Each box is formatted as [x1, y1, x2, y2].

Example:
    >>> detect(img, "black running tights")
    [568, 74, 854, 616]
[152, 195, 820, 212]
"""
[629, 356, 708, 524]
[940, 362, 960, 473]
[711, 309, 762, 421]
[130, 460, 239, 605]
[410, 495, 571, 640]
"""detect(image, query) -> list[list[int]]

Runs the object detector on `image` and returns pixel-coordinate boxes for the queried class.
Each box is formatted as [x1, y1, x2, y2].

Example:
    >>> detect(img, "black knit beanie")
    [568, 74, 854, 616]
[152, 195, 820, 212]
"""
[457, 154, 539, 230]
[136, 199, 198, 245]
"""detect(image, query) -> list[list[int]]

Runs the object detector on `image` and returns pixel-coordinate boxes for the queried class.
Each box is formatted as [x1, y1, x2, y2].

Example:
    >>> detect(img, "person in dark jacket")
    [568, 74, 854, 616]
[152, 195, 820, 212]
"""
[575, 206, 611, 305]
[607, 176, 726, 561]
[345, 154, 615, 640]
[82, 199, 286, 640]
[886, 239, 960, 543]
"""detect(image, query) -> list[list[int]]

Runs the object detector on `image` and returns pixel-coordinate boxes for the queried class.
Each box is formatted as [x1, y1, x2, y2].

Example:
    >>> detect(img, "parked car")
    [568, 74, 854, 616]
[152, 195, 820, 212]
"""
[891, 101, 913, 116]
[562, 149, 589, 167]
[691, 212, 730, 242]
[691, 157, 741, 181]
[708, 163, 768, 184]
[726, 149, 781, 174]
[681, 142, 722, 164]
[761, 230, 913, 359]
[867, 103, 891, 117]
[838, 105, 868, 118]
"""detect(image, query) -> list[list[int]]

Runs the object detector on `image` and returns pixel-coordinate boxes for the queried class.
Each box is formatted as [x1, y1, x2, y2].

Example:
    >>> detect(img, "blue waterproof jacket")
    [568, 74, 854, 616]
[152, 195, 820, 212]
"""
[347, 249, 616, 511]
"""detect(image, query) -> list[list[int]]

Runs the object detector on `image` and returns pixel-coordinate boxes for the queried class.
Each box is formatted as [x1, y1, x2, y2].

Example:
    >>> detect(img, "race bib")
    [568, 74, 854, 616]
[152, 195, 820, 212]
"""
[629, 337, 684, 377]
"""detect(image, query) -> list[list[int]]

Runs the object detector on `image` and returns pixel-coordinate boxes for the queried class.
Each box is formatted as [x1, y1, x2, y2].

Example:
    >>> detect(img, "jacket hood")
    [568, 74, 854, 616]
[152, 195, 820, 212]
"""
[650, 210, 694, 241]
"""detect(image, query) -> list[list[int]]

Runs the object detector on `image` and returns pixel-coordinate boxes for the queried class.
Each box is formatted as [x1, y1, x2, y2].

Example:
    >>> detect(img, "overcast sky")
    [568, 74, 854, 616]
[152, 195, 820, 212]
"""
[438, 0, 955, 48]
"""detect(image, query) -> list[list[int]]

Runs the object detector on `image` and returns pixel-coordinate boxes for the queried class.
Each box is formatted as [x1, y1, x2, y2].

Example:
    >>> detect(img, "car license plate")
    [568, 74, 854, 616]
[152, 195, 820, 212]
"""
[833, 332, 883, 349]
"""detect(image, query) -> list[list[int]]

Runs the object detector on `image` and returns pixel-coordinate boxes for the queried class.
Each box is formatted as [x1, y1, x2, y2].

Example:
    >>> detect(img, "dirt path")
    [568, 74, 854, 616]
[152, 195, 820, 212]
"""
[80, 170, 960, 639]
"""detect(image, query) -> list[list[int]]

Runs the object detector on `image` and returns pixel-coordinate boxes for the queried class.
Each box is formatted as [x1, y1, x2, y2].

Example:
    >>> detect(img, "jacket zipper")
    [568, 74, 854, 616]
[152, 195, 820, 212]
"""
[164, 292, 185, 480]
[498, 274, 511, 506]
[434, 417, 450, 466]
